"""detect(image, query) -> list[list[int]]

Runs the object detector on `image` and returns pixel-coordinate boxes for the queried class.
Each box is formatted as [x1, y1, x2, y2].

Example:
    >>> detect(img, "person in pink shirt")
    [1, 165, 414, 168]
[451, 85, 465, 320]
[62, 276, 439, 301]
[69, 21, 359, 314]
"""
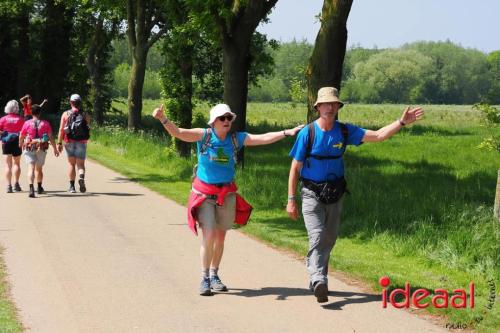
[20, 94, 48, 121]
[19, 104, 59, 198]
[0, 100, 25, 193]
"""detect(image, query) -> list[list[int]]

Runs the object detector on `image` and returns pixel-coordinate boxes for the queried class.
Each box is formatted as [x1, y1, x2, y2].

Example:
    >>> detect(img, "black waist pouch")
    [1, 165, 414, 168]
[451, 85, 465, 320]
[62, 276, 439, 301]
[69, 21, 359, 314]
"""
[302, 177, 347, 204]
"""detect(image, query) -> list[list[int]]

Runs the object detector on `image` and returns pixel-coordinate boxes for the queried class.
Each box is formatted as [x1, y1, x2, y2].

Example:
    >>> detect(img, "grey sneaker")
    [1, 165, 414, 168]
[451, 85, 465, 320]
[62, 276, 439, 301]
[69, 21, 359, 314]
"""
[210, 275, 228, 292]
[78, 178, 86, 193]
[313, 282, 328, 303]
[199, 277, 213, 296]
[14, 182, 22, 192]
[68, 185, 76, 193]
[28, 188, 35, 198]
[6, 185, 13, 193]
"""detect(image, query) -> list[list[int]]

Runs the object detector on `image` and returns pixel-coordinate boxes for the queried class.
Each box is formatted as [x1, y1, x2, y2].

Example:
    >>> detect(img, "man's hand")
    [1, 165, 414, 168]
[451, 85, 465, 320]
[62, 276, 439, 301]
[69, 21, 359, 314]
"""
[400, 106, 424, 125]
[57, 143, 63, 153]
[286, 200, 299, 220]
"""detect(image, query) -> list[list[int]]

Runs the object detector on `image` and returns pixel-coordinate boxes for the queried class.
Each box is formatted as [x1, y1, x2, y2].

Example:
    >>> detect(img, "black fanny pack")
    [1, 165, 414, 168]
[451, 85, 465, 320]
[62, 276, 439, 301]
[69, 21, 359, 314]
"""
[302, 177, 347, 204]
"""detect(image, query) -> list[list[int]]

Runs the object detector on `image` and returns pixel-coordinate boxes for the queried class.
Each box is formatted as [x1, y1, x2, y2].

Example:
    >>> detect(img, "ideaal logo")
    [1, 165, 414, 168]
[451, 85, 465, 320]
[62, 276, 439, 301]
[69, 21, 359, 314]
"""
[379, 276, 475, 309]
[379, 276, 496, 329]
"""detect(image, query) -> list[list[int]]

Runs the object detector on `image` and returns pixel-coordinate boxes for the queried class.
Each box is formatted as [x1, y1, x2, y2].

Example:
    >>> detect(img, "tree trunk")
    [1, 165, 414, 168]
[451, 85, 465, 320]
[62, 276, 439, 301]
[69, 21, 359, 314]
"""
[127, 51, 147, 130]
[306, 0, 353, 122]
[222, 41, 250, 134]
[39, 0, 73, 114]
[86, 19, 103, 125]
[495, 169, 500, 220]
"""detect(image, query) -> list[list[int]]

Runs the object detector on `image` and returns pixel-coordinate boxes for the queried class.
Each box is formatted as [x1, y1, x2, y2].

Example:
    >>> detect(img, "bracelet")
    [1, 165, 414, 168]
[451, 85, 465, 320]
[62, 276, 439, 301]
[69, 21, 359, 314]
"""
[288, 195, 296, 201]
[283, 130, 290, 137]
[162, 118, 169, 125]
[398, 119, 406, 127]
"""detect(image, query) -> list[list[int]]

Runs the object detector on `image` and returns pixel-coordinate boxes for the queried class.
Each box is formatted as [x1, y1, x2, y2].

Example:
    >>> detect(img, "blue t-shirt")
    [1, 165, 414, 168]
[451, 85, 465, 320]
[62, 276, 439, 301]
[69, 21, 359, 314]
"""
[196, 129, 247, 184]
[289, 121, 365, 182]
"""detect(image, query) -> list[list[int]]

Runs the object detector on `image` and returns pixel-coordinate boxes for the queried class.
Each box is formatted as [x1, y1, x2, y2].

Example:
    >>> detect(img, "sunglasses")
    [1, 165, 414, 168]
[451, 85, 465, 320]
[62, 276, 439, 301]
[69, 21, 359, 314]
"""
[217, 115, 233, 122]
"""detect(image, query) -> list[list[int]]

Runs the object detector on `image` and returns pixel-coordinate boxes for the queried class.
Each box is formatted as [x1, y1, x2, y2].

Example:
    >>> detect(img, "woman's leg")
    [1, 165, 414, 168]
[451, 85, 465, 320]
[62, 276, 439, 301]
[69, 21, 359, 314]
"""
[4, 155, 13, 189]
[13, 155, 21, 184]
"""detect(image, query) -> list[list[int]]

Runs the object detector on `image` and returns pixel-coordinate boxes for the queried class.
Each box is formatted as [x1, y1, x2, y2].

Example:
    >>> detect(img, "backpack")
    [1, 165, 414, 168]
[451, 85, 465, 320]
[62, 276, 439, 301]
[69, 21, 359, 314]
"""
[64, 110, 90, 140]
[304, 121, 349, 168]
[192, 128, 239, 180]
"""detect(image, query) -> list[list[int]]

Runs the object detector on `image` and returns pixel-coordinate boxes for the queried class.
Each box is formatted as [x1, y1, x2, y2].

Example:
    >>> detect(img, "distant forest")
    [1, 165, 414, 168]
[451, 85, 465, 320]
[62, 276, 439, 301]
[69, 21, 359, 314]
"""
[109, 39, 500, 105]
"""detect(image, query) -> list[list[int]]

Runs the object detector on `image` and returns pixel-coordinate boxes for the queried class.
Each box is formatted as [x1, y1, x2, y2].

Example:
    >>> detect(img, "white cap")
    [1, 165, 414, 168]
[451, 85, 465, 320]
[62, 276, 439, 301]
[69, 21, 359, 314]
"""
[70, 94, 81, 102]
[207, 104, 237, 126]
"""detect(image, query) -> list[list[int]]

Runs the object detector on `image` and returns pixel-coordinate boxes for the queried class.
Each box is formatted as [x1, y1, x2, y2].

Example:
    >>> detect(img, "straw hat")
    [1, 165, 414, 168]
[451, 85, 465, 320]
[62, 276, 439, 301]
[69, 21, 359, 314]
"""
[207, 104, 237, 126]
[314, 87, 344, 108]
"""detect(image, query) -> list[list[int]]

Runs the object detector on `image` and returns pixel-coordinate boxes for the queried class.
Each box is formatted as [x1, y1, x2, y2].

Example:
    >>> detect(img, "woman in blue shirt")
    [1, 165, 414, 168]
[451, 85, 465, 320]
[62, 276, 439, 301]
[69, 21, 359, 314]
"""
[153, 103, 303, 296]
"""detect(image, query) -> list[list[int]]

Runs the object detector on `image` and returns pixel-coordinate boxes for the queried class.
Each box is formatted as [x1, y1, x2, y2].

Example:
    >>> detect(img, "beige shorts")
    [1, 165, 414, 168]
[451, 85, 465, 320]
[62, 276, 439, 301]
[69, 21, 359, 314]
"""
[24, 149, 47, 166]
[196, 192, 236, 231]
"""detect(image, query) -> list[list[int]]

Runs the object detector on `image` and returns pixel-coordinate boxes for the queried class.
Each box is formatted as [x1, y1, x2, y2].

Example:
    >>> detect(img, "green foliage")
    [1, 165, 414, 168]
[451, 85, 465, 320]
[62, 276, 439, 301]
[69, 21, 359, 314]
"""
[474, 104, 500, 152]
[486, 51, 500, 104]
[289, 77, 307, 107]
[344, 49, 435, 103]
[112, 63, 161, 99]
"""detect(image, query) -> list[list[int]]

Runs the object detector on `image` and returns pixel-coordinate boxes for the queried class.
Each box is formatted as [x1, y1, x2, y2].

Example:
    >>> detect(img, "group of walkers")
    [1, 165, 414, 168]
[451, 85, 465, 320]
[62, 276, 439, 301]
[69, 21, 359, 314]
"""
[153, 86, 423, 302]
[3, 86, 423, 304]
[0, 94, 90, 198]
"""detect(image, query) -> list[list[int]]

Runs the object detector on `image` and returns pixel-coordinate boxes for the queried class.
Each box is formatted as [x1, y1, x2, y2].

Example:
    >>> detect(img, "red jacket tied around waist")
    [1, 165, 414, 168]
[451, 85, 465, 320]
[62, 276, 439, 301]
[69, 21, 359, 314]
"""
[187, 177, 253, 235]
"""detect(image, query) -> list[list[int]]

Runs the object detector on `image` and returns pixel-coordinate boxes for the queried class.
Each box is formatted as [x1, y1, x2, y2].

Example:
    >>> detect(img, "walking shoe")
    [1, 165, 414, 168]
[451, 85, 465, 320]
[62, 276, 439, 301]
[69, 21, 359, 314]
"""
[14, 182, 22, 192]
[28, 188, 35, 198]
[68, 185, 76, 193]
[313, 282, 328, 303]
[199, 277, 213, 296]
[210, 275, 228, 292]
[78, 178, 86, 193]
[6, 185, 13, 193]
[37, 186, 45, 194]
[309, 281, 314, 292]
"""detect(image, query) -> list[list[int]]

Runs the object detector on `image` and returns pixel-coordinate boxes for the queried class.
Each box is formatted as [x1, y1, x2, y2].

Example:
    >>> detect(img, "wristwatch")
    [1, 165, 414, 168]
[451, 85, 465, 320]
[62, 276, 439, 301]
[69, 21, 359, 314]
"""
[288, 195, 296, 201]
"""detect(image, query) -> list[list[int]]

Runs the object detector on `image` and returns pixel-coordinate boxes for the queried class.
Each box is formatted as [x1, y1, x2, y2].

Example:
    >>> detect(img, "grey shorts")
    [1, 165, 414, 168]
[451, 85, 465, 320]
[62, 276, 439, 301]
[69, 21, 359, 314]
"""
[65, 141, 87, 159]
[196, 192, 236, 231]
[24, 149, 47, 166]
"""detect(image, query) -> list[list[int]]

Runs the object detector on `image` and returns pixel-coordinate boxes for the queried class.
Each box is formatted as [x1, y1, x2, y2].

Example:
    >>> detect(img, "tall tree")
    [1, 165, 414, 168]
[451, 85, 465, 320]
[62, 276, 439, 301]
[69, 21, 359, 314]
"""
[306, 0, 353, 121]
[126, 0, 168, 130]
[39, 0, 74, 114]
[188, 0, 278, 133]
[74, 1, 120, 125]
[161, 0, 194, 157]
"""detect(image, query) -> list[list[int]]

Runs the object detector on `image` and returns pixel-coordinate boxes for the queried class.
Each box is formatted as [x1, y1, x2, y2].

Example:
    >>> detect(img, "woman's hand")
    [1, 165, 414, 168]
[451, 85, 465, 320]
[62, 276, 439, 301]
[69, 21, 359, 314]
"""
[286, 124, 305, 137]
[400, 106, 424, 125]
[152, 104, 166, 122]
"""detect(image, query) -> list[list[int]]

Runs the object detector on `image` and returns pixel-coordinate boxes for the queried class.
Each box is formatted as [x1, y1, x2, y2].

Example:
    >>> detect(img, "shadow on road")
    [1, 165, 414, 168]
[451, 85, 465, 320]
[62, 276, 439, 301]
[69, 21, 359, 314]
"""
[226, 287, 380, 308]
[40, 191, 144, 197]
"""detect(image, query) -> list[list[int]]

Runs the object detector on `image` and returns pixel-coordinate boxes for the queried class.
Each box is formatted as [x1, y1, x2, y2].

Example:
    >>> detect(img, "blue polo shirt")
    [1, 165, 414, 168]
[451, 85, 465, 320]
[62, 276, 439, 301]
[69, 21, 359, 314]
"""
[196, 129, 247, 184]
[289, 121, 365, 182]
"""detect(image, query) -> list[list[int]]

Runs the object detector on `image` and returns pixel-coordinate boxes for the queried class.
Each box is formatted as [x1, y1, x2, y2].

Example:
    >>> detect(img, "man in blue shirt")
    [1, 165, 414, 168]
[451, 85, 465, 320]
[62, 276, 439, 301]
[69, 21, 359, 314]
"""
[287, 87, 424, 303]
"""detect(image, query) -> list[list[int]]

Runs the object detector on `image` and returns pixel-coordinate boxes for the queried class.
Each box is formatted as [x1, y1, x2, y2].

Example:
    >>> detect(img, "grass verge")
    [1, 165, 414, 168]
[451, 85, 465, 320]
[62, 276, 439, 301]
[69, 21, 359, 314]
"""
[0, 248, 22, 333]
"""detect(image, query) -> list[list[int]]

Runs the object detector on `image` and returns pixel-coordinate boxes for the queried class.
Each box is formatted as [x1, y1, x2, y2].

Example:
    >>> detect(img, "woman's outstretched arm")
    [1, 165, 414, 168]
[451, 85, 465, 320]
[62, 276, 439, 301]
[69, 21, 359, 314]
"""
[152, 105, 204, 143]
[244, 124, 304, 146]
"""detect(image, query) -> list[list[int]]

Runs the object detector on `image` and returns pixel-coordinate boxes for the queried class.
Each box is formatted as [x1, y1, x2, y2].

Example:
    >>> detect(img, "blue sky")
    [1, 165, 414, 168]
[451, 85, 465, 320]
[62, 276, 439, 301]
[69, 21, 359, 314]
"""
[257, 0, 500, 53]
